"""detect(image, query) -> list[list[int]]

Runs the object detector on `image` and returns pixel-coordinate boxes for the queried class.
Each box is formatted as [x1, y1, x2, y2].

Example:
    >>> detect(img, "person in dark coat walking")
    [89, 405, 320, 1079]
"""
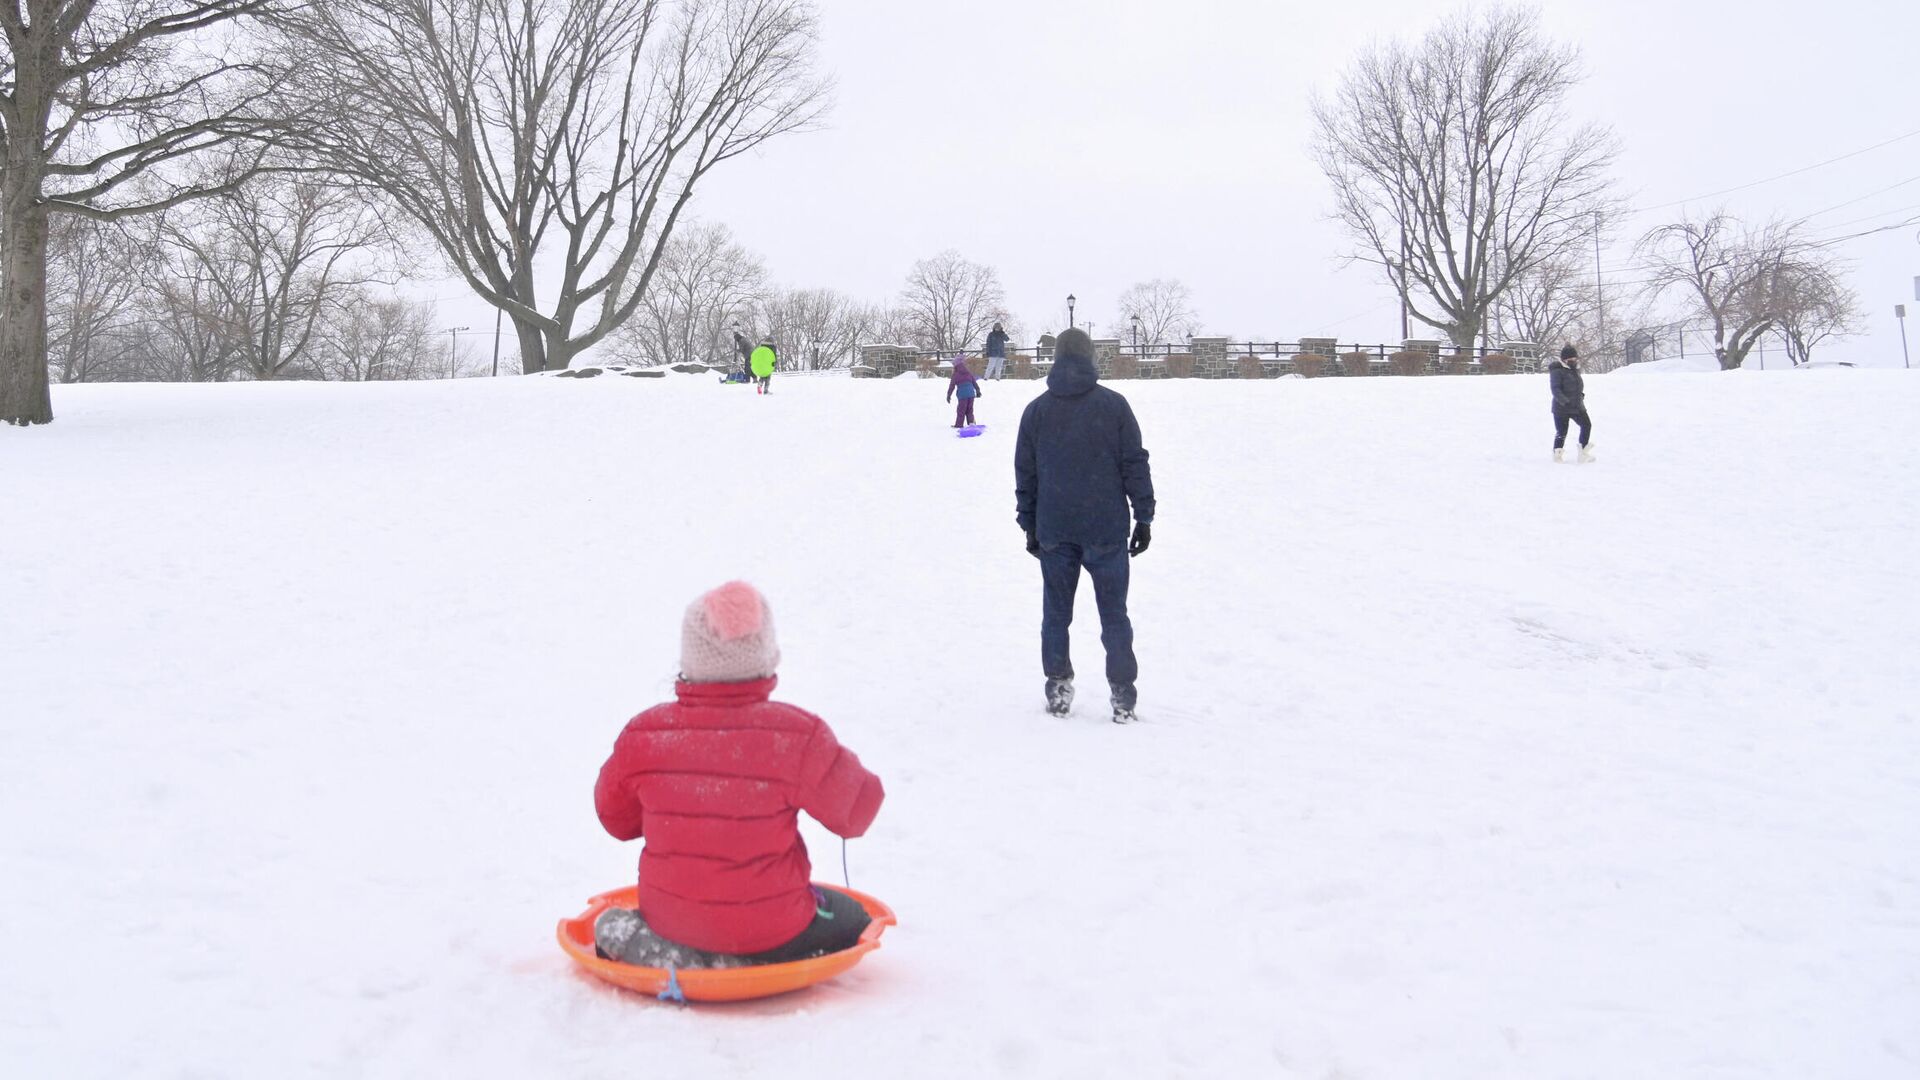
[1014, 328, 1155, 723]
[1549, 344, 1595, 463]
[731, 327, 754, 381]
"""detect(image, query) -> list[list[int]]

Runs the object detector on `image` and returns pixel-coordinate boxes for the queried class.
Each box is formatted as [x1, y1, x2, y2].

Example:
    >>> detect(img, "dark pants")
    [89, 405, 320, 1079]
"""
[758, 374, 772, 394]
[595, 885, 871, 968]
[741, 886, 871, 963]
[953, 397, 975, 426]
[1553, 409, 1591, 449]
[1039, 541, 1138, 708]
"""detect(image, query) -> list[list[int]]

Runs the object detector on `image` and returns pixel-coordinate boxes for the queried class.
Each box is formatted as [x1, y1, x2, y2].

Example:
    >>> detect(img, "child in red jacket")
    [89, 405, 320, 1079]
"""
[592, 581, 885, 967]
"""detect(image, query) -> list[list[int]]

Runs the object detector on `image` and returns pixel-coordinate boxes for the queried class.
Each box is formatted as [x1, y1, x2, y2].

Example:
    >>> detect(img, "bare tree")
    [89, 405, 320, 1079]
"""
[1773, 256, 1862, 367]
[757, 286, 868, 369]
[613, 222, 767, 367]
[2, 0, 290, 424]
[144, 268, 245, 382]
[900, 250, 1005, 353]
[1638, 212, 1804, 370]
[1311, 6, 1619, 348]
[46, 216, 153, 382]
[1489, 254, 1591, 351]
[1114, 278, 1200, 347]
[156, 178, 386, 379]
[832, 299, 911, 358]
[283, 0, 827, 375]
[313, 289, 438, 381]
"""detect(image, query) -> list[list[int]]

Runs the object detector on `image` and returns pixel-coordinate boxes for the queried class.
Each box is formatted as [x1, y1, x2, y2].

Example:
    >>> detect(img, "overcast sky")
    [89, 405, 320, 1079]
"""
[445, 0, 1920, 366]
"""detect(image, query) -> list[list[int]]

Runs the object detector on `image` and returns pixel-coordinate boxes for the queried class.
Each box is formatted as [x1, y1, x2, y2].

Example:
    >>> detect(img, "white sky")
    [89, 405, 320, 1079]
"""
[441, 0, 1920, 366]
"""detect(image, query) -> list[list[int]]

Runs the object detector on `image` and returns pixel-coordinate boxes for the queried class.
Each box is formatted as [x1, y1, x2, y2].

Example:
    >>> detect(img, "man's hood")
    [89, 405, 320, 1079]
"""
[1047, 351, 1100, 397]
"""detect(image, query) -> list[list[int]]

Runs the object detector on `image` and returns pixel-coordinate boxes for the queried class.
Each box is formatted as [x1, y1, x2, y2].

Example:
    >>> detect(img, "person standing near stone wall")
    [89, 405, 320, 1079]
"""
[984, 323, 1009, 380]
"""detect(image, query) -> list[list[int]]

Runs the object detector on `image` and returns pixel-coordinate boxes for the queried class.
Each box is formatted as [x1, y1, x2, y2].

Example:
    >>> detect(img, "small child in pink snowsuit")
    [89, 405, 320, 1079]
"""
[947, 355, 981, 428]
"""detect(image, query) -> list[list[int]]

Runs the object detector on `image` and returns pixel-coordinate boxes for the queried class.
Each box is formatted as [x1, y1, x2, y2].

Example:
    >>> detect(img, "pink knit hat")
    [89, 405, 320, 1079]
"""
[680, 581, 781, 683]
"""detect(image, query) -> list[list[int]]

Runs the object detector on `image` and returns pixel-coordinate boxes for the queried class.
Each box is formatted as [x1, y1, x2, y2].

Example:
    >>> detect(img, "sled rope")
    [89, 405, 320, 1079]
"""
[658, 963, 686, 1005]
[841, 837, 851, 890]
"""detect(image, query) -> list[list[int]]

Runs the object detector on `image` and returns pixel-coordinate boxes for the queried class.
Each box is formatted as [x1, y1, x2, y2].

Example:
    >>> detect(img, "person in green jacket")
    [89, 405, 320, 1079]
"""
[750, 342, 777, 395]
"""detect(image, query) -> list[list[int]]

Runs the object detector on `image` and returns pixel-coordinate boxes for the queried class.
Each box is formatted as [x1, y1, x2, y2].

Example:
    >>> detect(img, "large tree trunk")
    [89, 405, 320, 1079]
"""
[512, 318, 547, 374]
[1, 179, 54, 426]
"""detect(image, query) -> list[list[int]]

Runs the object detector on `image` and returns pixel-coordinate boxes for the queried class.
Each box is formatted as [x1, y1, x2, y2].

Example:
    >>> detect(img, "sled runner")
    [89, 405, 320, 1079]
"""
[556, 883, 896, 1002]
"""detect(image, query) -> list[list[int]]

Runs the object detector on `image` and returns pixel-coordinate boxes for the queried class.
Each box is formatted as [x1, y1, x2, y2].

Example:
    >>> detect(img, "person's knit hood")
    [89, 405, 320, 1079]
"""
[1047, 328, 1099, 398]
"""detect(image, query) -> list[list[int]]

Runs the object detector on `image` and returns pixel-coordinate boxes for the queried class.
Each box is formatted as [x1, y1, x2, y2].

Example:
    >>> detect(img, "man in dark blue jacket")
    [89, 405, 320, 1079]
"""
[1015, 328, 1155, 723]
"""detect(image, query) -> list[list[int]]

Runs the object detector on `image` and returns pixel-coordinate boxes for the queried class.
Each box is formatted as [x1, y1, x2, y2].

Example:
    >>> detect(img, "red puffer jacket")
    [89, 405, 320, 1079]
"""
[593, 676, 885, 955]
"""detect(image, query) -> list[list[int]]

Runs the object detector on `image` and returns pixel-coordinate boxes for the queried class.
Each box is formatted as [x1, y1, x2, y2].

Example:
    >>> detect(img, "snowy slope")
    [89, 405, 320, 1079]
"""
[3, 368, 1917, 1079]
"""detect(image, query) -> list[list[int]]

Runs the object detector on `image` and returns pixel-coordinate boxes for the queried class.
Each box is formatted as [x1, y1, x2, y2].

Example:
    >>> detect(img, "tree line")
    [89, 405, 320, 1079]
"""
[6, 2, 1876, 425]
[1311, 5, 1866, 371]
[3, 0, 830, 424]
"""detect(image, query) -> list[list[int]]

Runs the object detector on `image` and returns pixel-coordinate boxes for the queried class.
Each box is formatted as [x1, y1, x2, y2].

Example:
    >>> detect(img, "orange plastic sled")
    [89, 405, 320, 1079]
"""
[557, 884, 896, 1003]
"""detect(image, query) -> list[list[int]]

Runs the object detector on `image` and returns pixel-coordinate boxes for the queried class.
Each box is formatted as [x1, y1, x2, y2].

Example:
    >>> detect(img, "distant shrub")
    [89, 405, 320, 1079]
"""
[1482, 353, 1515, 374]
[1166, 353, 1196, 378]
[1112, 354, 1140, 379]
[1291, 353, 1330, 378]
[1237, 354, 1267, 379]
[1340, 351, 1374, 377]
[1388, 350, 1430, 376]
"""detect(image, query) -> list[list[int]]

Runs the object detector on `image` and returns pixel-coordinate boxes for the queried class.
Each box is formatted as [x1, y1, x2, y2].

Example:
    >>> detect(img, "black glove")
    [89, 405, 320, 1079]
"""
[1128, 522, 1152, 557]
[1026, 530, 1040, 558]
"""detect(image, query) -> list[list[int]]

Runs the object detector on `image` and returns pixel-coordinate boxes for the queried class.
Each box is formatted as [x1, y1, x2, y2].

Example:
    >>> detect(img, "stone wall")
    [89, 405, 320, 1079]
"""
[858, 338, 1540, 379]
[852, 344, 921, 378]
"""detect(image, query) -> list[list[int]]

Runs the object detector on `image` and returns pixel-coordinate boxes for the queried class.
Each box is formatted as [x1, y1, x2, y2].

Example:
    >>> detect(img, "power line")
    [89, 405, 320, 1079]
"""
[1809, 201, 1920, 234]
[1804, 174, 1920, 219]
[1588, 198, 1920, 280]
[1807, 216, 1920, 249]
[1625, 127, 1920, 215]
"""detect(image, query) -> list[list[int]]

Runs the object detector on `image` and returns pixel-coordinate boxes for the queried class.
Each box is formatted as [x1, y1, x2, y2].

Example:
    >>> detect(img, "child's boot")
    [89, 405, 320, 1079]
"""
[1578, 444, 1595, 464]
[1553, 447, 1565, 463]
[593, 907, 646, 962]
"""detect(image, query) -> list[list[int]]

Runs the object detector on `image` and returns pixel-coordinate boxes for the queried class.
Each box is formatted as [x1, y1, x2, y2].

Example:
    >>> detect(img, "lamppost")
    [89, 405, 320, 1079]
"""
[1067, 294, 1076, 329]
[446, 325, 470, 378]
[489, 310, 503, 376]
[1130, 314, 1141, 354]
[1899, 304, 1910, 369]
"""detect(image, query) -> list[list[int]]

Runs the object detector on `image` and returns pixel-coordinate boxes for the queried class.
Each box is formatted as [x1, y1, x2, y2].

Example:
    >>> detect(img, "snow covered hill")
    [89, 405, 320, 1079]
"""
[4, 368, 1917, 1079]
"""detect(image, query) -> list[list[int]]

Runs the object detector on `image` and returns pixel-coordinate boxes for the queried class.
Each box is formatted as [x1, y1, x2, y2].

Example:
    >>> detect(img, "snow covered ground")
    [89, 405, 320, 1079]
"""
[4, 366, 1917, 1079]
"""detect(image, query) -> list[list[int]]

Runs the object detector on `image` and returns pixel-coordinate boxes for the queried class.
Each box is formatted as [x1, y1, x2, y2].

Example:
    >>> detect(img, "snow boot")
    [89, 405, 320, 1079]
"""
[1045, 678, 1074, 718]
[1578, 444, 1596, 464]
[1553, 447, 1565, 463]
[593, 907, 646, 962]
[1111, 687, 1139, 724]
